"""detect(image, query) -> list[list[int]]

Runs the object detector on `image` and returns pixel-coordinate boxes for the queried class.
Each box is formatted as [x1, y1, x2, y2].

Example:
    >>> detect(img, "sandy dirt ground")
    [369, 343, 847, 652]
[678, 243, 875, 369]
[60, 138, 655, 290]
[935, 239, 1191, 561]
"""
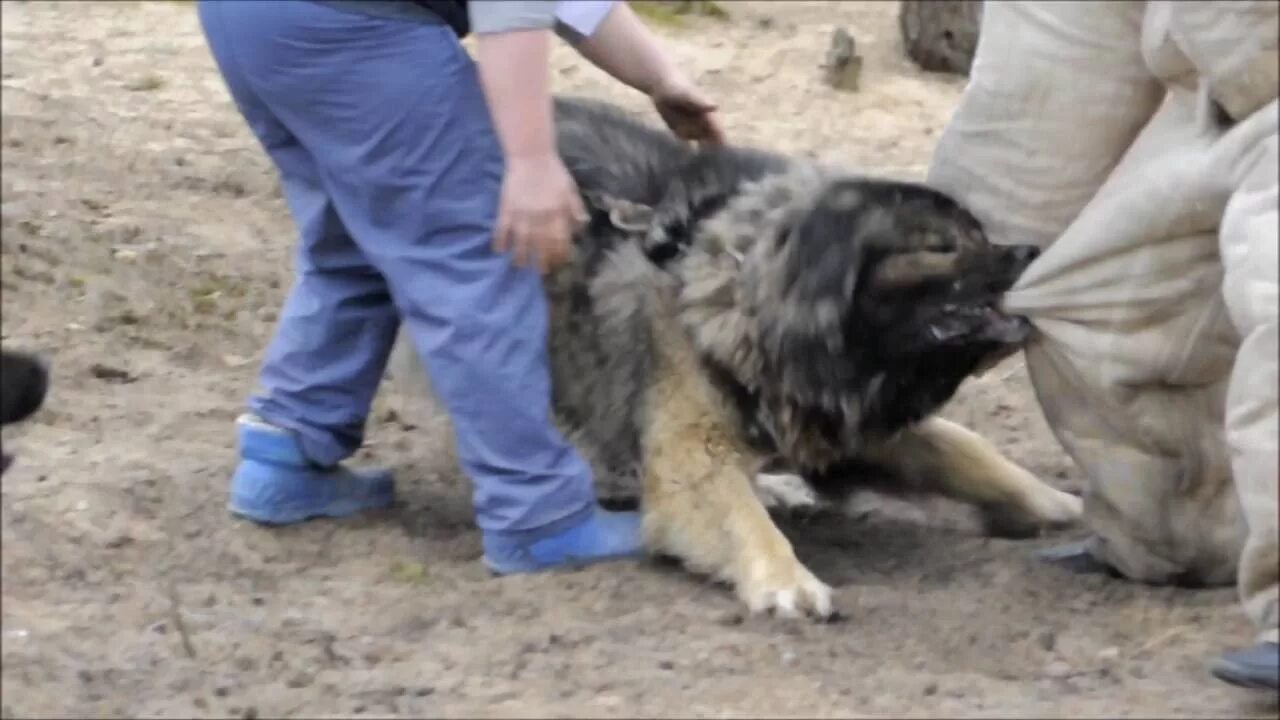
[1, 1, 1275, 718]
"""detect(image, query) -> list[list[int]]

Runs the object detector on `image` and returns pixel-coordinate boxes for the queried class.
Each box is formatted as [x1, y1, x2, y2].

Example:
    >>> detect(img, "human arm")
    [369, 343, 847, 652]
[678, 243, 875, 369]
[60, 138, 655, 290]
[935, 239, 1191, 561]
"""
[465, 0, 723, 273]
[567, 2, 725, 144]
[470, 2, 584, 273]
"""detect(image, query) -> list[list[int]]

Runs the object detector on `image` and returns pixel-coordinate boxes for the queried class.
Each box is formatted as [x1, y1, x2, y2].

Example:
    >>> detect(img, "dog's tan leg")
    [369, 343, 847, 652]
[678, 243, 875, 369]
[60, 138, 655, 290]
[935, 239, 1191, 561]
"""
[862, 416, 1083, 536]
[640, 370, 833, 619]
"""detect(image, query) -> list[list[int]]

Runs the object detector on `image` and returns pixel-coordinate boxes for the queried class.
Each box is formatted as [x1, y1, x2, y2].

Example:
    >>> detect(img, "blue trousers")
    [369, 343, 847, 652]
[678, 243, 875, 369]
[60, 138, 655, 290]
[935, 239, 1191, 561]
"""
[197, 0, 595, 538]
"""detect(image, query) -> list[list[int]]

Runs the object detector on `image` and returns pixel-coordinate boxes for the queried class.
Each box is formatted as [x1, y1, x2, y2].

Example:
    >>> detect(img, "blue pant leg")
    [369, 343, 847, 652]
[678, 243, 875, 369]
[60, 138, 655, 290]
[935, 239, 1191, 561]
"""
[197, 0, 400, 467]
[206, 1, 596, 538]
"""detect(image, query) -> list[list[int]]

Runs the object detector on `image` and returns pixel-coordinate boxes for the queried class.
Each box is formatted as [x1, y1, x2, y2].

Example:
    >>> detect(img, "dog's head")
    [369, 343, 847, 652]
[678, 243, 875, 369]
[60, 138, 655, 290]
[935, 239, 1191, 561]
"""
[681, 172, 1039, 469]
[781, 177, 1039, 358]
[1, 349, 50, 474]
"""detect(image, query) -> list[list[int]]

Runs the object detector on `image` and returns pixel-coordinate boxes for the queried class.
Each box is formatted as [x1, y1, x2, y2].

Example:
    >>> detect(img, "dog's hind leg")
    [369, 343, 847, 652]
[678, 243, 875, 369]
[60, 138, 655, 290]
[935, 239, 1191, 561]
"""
[862, 416, 1083, 537]
[640, 365, 833, 619]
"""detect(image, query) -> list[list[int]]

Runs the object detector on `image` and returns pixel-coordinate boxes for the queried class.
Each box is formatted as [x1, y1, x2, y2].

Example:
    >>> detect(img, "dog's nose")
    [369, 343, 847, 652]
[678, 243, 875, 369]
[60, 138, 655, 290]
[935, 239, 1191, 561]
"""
[1005, 244, 1040, 274]
[1011, 245, 1040, 264]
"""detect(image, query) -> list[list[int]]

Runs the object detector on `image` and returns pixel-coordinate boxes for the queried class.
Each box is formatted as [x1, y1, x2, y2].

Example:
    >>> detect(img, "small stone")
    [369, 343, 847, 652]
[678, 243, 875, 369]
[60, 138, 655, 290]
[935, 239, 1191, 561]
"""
[1096, 646, 1120, 662]
[1037, 629, 1057, 652]
[823, 27, 863, 92]
[658, 660, 675, 671]
[715, 611, 744, 627]
[103, 534, 133, 549]
[1044, 661, 1073, 679]
[922, 682, 938, 696]
[88, 362, 135, 384]
[213, 687, 229, 698]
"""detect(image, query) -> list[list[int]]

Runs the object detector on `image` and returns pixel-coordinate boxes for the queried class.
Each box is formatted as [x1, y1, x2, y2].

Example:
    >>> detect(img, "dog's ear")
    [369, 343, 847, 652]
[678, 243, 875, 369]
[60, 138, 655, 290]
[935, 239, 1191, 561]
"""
[758, 187, 886, 411]
[774, 186, 877, 311]
[582, 191, 654, 233]
[606, 199, 653, 233]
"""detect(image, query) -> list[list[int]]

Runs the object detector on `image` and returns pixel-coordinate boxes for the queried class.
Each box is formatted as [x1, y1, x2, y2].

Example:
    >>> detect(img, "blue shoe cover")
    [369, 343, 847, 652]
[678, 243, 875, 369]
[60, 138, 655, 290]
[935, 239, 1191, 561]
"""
[482, 507, 644, 575]
[228, 414, 395, 525]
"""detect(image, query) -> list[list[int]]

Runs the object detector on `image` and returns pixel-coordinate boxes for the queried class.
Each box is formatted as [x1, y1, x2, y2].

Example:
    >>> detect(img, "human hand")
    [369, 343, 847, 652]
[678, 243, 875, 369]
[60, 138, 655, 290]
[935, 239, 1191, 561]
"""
[493, 153, 586, 275]
[650, 72, 726, 146]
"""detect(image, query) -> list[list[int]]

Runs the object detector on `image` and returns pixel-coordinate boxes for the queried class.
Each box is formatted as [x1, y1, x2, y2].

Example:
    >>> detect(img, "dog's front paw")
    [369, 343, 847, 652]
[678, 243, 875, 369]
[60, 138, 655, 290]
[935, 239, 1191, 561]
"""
[982, 487, 1084, 538]
[1031, 487, 1084, 528]
[739, 555, 833, 620]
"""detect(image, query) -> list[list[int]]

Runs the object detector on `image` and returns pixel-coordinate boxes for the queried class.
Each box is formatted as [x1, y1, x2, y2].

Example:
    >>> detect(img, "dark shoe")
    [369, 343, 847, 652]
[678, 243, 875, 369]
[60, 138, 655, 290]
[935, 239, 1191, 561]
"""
[228, 414, 395, 525]
[1210, 642, 1280, 692]
[1033, 540, 1123, 578]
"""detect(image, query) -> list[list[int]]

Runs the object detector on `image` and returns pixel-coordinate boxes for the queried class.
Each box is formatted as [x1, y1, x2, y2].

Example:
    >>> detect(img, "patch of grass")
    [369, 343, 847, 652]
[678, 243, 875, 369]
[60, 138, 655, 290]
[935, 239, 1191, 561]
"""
[105, 309, 141, 327]
[190, 295, 217, 315]
[389, 559, 431, 585]
[189, 274, 248, 300]
[685, 0, 730, 20]
[631, 1, 687, 28]
[631, 0, 730, 27]
[124, 74, 165, 92]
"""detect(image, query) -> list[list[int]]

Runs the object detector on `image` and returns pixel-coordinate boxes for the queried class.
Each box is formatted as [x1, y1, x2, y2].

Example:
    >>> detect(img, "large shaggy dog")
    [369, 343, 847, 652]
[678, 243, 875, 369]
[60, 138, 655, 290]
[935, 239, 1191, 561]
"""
[389, 96, 1082, 618]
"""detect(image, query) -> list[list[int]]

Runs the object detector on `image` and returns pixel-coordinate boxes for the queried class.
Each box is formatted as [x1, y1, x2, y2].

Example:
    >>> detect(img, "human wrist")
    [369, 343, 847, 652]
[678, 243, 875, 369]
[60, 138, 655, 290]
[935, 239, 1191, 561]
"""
[644, 65, 688, 99]
[506, 148, 561, 168]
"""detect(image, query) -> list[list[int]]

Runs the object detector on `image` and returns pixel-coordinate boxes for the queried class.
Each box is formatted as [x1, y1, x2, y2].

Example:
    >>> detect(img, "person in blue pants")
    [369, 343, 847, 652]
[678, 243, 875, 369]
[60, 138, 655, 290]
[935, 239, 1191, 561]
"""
[196, 0, 724, 575]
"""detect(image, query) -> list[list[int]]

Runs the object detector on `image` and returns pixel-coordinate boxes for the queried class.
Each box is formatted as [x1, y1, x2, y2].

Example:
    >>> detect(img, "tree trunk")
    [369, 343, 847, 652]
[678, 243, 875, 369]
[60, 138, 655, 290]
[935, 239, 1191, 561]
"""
[898, 0, 983, 76]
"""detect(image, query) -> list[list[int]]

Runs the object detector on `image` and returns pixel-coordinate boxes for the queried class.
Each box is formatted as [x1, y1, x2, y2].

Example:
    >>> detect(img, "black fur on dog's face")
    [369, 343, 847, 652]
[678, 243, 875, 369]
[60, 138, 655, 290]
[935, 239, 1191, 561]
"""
[754, 178, 1038, 469]
[1, 349, 49, 474]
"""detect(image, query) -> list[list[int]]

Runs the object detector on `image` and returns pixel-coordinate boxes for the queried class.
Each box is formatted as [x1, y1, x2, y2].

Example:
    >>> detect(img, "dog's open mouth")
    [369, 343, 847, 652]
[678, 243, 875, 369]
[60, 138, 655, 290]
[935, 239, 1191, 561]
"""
[931, 303, 1033, 346]
[983, 305, 1033, 344]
